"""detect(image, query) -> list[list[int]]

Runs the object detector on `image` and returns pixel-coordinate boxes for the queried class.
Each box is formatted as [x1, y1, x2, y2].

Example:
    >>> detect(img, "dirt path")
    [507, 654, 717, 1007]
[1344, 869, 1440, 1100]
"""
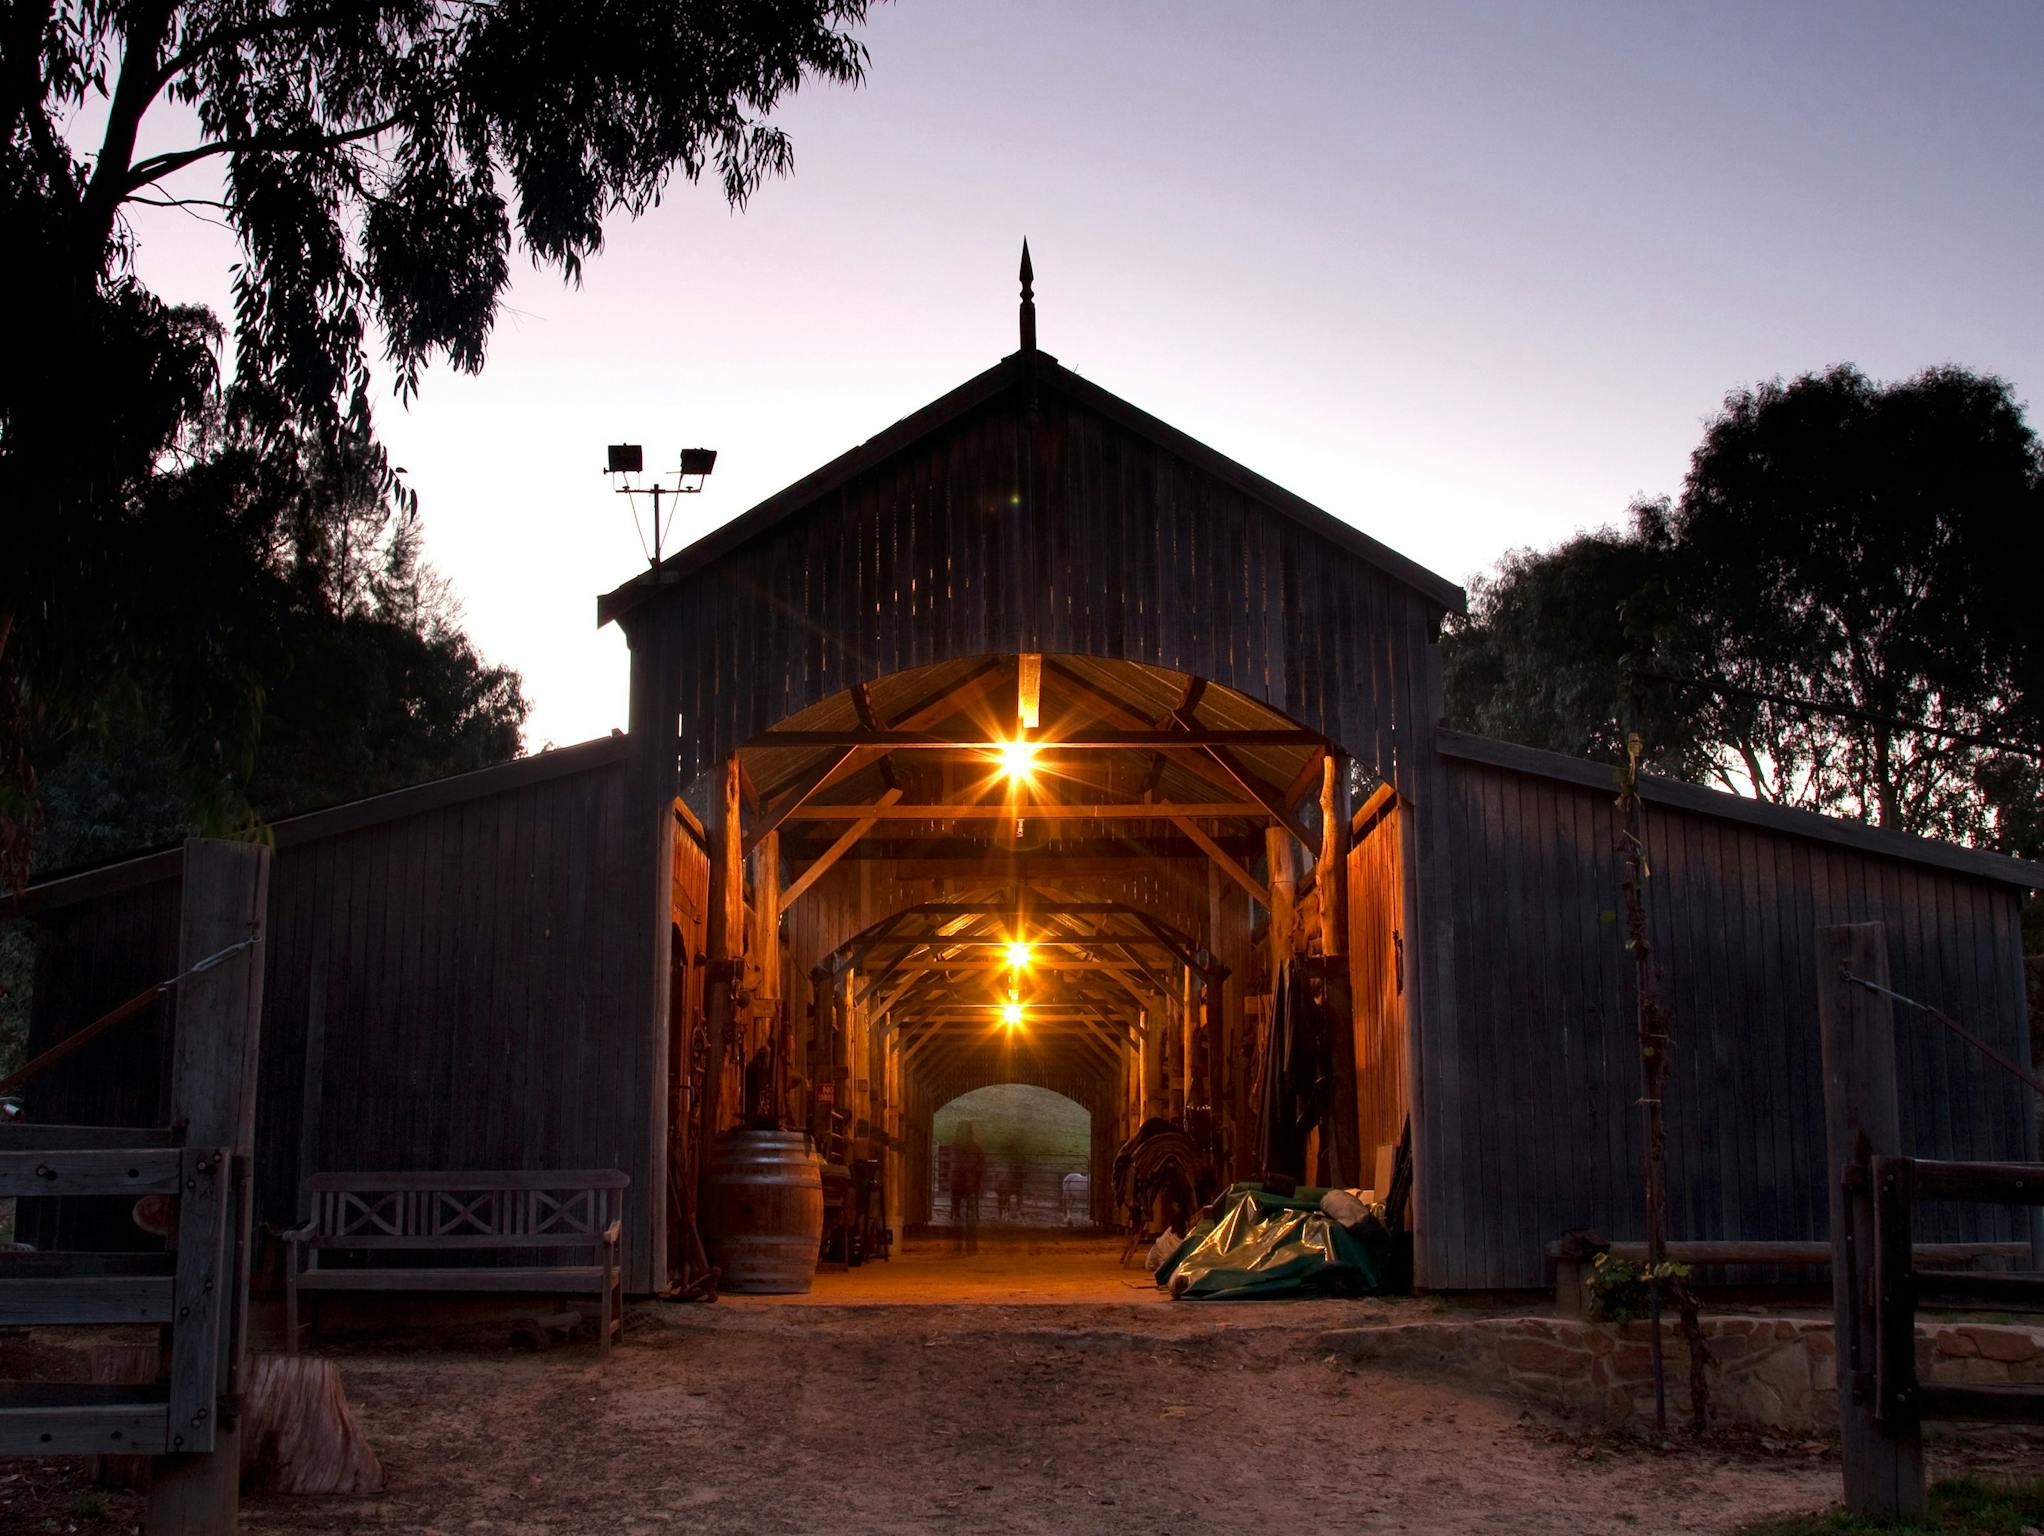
[221, 1301, 1854, 1536]
[11, 1240, 2035, 1534]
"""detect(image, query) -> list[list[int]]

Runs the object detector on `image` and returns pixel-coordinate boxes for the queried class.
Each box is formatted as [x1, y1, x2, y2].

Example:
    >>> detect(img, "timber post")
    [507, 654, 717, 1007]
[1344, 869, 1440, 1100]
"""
[1818, 921, 1926, 1519]
[145, 839, 270, 1536]
[623, 619, 680, 1289]
[698, 756, 744, 1200]
[749, 826, 783, 1116]
[1318, 753, 1360, 1186]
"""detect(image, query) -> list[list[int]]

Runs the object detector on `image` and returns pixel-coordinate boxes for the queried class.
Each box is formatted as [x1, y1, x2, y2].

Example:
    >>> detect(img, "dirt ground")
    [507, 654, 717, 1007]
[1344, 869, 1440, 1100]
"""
[7, 1235, 2040, 1535]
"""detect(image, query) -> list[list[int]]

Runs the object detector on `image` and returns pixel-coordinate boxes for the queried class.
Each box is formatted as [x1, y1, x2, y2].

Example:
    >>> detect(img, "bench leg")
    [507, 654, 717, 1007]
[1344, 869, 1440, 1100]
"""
[1553, 1258, 1586, 1320]
[286, 1273, 300, 1355]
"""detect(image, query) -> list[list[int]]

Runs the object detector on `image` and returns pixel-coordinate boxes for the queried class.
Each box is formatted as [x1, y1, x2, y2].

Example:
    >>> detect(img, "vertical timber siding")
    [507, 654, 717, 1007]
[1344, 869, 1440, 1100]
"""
[1347, 798, 1411, 1183]
[18, 742, 663, 1289]
[1427, 749, 2038, 1290]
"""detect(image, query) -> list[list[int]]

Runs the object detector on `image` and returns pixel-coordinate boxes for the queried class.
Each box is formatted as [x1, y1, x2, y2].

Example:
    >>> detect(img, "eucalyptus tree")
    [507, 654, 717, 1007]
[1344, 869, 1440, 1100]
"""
[0, 0, 876, 884]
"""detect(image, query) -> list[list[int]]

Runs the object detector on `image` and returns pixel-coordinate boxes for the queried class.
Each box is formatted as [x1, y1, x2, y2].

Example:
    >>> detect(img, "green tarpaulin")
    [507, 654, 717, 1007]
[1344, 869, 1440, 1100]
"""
[1155, 1183, 1385, 1300]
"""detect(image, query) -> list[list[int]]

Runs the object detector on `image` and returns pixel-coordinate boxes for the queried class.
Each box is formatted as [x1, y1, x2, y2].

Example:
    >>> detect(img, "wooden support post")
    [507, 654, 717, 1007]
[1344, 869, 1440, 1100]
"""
[1141, 1005, 1166, 1122]
[749, 827, 783, 1110]
[1265, 826, 1299, 994]
[147, 839, 269, 1536]
[1319, 754, 1361, 1186]
[1818, 921, 1925, 1519]
[698, 759, 744, 1195]
[839, 969, 857, 1136]
[619, 622, 679, 1292]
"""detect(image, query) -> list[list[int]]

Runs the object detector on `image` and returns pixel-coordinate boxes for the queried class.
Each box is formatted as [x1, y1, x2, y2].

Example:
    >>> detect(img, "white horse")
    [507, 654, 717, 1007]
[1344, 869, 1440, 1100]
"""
[1059, 1172, 1090, 1224]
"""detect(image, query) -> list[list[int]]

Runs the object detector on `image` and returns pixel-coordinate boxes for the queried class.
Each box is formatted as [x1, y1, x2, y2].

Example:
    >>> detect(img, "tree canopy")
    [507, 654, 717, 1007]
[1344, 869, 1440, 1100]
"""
[0, 0, 876, 886]
[1443, 364, 2044, 861]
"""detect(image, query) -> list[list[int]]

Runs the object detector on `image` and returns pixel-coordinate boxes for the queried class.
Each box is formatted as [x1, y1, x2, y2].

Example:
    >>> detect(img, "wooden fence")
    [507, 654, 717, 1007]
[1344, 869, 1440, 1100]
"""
[0, 841, 268, 1533]
[1821, 920, 2044, 1519]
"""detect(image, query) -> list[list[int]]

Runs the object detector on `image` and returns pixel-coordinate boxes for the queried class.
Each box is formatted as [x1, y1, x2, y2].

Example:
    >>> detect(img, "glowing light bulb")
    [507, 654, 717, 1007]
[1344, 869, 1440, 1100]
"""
[997, 738, 1038, 781]
[1000, 999, 1024, 1030]
[1006, 940, 1032, 971]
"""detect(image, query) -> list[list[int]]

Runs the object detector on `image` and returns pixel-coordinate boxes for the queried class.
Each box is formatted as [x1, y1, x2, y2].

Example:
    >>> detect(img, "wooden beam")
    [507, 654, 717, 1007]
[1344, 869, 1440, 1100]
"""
[1017, 654, 1042, 729]
[752, 729, 1325, 750]
[888, 656, 1007, 730]
[1170, 709, 1317, 850]
[1352, 779, 1397, 835]
[788, 800, 1267, 822]
[849, 682, 901, 794]
[1170, 814, 1271, 906]
[778, 788, 904, 913]
[747, 747, 862, 849]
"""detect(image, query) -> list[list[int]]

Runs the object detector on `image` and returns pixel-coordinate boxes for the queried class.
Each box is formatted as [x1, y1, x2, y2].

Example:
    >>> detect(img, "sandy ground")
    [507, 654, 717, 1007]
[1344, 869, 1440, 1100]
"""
[6, 1235, 2038, 1535]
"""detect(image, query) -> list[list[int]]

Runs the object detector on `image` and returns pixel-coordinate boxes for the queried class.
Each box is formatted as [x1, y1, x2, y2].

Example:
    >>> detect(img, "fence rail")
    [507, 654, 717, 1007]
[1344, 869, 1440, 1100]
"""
[1869, 1153, 2044, 1431]
[1820, 919, 2044, 1519]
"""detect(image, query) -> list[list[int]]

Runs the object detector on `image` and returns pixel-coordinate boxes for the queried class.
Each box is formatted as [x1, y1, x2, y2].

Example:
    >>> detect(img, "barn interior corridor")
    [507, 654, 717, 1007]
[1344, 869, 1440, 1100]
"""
[670, 651, 1414, 1299]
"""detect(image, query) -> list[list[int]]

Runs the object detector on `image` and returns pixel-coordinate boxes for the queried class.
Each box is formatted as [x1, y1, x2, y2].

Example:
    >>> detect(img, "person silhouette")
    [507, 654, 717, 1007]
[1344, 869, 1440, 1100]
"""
[948, 1122, 985, 1254]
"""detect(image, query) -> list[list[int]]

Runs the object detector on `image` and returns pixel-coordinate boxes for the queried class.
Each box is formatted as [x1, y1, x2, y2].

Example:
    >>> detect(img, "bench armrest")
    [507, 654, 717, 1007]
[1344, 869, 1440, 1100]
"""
[282, 1220, 319, 1243]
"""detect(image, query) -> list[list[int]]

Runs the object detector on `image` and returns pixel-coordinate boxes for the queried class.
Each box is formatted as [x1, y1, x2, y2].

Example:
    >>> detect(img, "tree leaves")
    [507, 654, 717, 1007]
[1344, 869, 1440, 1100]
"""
[1443, 365, 2044, 863]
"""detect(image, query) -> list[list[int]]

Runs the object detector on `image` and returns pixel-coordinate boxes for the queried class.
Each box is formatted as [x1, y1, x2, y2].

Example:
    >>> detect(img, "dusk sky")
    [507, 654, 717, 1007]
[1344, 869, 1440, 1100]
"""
[107, 2, 2044, 750]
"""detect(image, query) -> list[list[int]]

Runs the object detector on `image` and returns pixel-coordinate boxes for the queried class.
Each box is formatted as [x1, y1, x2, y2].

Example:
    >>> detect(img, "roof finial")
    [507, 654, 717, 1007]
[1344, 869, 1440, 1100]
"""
[1018, 239, 1036, 353]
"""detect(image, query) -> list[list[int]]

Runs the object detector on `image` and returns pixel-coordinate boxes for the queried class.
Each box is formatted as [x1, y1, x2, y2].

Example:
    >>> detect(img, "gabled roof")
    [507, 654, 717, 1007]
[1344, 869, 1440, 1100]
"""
[596, 349, 1467, 629]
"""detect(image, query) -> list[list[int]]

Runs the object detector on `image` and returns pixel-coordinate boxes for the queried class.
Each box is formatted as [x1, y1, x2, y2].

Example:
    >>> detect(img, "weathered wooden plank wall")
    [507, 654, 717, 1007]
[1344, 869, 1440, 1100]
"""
[1346, 798, 1410, 1187]
[15, 880, 182, 1249]
[647, 379, 1445, 816]
[18, 744, 663, 1288]
[1427, 752, 2039, 1290]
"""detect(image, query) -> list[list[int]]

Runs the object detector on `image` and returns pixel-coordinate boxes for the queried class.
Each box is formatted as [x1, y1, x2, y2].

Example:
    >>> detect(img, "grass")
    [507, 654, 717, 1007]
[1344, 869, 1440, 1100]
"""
[1743, 1476, 2044, 1536]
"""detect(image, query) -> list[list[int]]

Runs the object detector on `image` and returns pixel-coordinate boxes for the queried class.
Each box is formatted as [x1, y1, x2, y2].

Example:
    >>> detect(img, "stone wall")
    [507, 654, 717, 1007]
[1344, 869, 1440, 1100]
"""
[1316, 1315, 2044, 1431]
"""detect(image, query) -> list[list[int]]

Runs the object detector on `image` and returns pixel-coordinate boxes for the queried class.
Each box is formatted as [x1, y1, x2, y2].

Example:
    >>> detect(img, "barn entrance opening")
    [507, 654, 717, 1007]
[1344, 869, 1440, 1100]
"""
[929, 1084, 1092, 1231]
[676, 651, 1407, 1299]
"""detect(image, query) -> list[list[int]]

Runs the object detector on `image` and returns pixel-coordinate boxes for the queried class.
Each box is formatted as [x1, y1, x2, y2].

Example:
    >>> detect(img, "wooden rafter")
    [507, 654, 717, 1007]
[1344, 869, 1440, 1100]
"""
[1169, 813, 1271, 906]
[745, 746, 860, 854]
[751, 729, 1324, 750]
[777, 786, 903, 913]
[786, 801, 1267, 822]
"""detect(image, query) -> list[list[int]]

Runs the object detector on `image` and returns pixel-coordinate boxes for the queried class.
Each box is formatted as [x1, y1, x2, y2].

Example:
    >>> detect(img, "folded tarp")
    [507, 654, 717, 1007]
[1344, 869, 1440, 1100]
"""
[1155, 1182, 1384, 1300]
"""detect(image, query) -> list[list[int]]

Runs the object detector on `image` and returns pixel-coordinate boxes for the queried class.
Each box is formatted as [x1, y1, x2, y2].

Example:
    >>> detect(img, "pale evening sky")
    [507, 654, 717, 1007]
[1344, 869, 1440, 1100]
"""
[102, 1, 2044, 750]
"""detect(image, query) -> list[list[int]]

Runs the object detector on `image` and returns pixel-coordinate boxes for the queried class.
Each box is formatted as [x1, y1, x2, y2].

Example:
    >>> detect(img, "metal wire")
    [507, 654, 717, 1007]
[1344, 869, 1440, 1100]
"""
[0, 931, 263, 1096]
[1841, 968, 2044, 1099]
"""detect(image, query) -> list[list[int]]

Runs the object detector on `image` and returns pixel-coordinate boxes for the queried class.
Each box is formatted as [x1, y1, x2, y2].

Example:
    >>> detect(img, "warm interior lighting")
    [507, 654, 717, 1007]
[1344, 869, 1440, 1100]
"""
[1000, 999, 1025, 1029]
[1005, 939, 1032, 971]
[996, 738, 1038, 781]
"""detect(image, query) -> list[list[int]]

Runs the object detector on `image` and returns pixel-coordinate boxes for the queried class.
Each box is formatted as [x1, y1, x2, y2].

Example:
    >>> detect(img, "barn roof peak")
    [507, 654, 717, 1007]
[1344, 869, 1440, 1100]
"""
[1018, 239, 1037, 353]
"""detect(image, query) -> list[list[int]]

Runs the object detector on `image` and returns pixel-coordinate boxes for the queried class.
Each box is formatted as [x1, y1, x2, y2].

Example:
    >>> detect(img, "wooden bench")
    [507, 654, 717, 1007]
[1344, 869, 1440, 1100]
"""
[285, 1170, 628, 1356]
[1548, 1236, 2034, 1318]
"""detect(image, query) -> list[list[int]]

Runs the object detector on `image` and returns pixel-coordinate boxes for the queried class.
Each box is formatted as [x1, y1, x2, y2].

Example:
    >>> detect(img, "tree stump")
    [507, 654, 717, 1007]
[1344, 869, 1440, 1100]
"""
[239, 1353, 384, 1495]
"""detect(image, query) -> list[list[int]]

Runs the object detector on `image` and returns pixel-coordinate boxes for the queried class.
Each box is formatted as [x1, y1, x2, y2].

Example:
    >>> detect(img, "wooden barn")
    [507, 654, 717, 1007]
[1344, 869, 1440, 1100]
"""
[12, 262, 2039, 1296]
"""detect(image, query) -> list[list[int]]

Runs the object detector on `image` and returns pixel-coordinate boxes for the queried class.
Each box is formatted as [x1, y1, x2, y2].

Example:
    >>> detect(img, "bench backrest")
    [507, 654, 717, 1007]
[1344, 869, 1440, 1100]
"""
[299, 1169, 628, 1252]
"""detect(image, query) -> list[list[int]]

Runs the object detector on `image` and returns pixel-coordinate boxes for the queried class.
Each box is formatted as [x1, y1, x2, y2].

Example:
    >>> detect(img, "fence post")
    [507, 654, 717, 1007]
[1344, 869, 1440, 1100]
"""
[1817, 921, 1925, 1518]
[147, 839, 270, 1536]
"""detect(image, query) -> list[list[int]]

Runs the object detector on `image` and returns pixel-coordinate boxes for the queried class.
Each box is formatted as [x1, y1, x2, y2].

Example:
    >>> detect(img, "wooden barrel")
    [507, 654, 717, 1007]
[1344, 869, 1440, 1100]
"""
[703, 1130, 825, 1294]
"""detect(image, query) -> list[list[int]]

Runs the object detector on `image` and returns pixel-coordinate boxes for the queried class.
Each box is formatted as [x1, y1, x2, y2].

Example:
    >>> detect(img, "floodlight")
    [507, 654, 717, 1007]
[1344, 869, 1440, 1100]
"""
[606, 444, 643, 474]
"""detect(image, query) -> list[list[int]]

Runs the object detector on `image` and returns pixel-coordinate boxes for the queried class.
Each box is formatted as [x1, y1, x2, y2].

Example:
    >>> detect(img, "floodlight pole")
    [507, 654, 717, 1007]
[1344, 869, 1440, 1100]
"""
[606, 450, 715, 567]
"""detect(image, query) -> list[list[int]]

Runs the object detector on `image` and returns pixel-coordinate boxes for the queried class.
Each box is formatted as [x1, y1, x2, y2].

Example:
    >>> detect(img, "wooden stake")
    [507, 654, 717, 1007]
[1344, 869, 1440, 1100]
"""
[1819, 921, 1926, 1518]
[147, 840, 268, 1536]
[698, 759, 744, 1187]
